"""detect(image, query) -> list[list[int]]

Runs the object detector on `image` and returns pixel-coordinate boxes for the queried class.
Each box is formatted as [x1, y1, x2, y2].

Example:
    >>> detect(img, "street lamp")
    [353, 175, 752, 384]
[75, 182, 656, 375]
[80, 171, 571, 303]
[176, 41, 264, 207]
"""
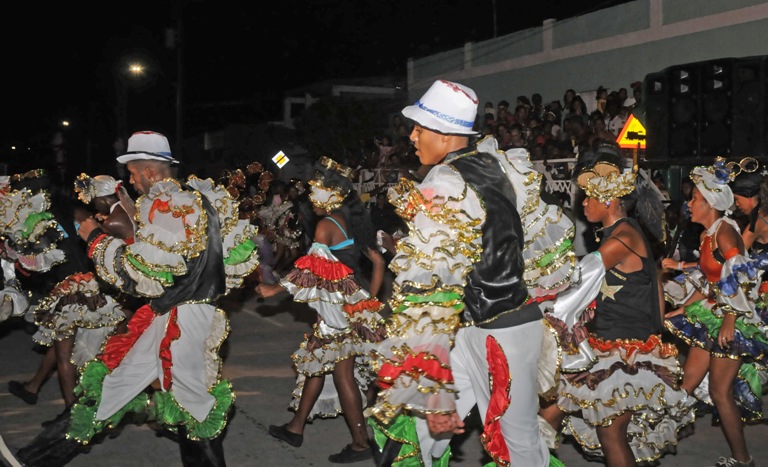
[128, 63, 145, 76]
[114, 54, 152, 148]
[113, 51, 182, 161]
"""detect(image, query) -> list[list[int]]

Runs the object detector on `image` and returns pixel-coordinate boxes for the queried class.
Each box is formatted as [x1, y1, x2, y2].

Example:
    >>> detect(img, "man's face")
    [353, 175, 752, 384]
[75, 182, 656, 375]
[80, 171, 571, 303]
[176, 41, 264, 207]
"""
[126, 162, 154, 195]
[409, 125, 447, 165]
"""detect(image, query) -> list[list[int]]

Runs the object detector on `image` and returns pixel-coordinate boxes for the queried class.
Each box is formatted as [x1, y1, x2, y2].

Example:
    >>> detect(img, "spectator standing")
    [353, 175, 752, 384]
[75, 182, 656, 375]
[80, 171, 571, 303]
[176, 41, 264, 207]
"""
[370, 191, 404, 235]
[375, 135, 395, 169]
[495, 122, 513, 149]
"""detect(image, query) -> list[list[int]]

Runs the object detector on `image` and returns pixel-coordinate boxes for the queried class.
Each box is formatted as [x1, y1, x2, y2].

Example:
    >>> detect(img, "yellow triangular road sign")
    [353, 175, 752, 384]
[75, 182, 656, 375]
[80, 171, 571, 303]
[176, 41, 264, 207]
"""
[616, 114, 646, 149]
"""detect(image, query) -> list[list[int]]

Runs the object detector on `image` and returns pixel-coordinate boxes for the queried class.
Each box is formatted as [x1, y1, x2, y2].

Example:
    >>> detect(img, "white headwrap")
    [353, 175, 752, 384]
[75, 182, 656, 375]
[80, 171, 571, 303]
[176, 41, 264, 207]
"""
[74, 173, 121, 204]
[690, 158, 734, 213]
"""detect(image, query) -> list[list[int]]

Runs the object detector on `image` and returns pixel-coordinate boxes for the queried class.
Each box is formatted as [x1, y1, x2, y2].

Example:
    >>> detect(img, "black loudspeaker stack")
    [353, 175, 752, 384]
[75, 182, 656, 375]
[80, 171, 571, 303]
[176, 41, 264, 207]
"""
[644, 55, 768, 161]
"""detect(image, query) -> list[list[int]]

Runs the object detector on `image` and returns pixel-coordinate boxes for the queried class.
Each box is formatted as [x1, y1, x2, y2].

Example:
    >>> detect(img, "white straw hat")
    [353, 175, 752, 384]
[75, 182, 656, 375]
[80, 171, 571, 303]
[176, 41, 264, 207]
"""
[116, 131, 179, 164]
[402, 80, 480, 136]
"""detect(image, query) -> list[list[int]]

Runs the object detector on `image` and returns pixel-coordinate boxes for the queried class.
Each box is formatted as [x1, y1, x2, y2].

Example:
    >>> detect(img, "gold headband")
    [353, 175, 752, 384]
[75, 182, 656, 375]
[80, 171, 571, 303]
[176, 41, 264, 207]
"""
[308, 179, 346, 211]
[307, 156, 355, 211]
[577, 164, 637, 203]
[318, 156, 355, 181]
[725, 156, 759, 178]
[11, 169, 46, 182]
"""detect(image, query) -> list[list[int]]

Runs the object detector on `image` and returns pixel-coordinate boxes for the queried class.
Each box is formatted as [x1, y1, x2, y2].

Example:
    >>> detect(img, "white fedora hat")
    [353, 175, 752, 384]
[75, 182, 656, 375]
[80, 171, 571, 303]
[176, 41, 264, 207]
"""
[116, 131, 179, 164]
[402, 80, 480, 136]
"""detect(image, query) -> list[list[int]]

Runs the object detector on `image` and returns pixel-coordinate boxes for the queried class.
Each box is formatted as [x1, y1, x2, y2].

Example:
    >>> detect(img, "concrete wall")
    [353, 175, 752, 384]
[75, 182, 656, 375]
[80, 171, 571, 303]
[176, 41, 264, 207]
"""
[406, 0, 768, 108]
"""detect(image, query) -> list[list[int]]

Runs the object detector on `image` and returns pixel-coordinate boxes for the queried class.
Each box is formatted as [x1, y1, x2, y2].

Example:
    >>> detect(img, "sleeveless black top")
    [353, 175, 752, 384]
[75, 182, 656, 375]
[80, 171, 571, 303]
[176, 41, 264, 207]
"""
[590, 218, 662, 341]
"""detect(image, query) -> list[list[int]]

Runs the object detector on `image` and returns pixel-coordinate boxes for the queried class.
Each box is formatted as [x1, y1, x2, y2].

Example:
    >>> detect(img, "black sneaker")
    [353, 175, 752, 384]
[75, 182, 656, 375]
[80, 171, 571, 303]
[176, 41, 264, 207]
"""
[328, 444, 373, 464]
[8, 381, 37, 405]
[268, 424, 303, 447]
[41, 408, 71, 428]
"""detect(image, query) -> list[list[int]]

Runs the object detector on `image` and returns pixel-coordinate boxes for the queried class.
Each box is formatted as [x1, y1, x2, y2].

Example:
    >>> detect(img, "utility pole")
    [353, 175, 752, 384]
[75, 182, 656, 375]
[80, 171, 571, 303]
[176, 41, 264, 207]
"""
[173, 0, 184, 162]
[492, 0, 498, 38]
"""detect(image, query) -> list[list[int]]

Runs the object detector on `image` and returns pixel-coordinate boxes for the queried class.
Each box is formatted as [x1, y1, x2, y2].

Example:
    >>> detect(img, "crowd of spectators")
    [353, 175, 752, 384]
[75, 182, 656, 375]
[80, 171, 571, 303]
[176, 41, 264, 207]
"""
[478, 82, 643, 180]
[338, 81, 646, 194]
[276, 81, 650, 261]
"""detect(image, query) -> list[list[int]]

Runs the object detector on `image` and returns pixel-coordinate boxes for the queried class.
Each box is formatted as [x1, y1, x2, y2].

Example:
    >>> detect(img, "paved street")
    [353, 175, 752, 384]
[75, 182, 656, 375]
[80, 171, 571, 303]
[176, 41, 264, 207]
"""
[2, 287, 768, 466]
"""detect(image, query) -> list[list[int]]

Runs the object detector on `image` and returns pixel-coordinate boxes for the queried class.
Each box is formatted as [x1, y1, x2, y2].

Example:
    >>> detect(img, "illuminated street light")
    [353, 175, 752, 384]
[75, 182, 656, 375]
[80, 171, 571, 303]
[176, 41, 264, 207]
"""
[114, 53, 157, 147]
[128, 63, 145, 76]
[113, 45, 183, 162]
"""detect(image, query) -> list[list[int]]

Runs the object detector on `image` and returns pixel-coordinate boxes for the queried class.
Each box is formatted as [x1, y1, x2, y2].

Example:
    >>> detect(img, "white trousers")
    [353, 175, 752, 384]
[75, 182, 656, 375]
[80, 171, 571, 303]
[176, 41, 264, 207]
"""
[416, 319, 549, 467]
[95, 303, 218, 422]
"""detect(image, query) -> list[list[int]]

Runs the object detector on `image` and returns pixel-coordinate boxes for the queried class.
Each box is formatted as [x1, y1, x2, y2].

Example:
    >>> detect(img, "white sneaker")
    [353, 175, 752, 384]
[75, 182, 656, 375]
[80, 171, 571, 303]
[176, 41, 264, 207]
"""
[710, 456, 755, 467]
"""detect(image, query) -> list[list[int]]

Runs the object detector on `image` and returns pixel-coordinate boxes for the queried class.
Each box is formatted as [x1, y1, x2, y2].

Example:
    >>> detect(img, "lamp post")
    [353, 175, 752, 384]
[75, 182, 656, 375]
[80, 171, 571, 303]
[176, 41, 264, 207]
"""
[114, 57, 148, 148]
[172, 5, 184, 162]
[113, 47, 182, 162]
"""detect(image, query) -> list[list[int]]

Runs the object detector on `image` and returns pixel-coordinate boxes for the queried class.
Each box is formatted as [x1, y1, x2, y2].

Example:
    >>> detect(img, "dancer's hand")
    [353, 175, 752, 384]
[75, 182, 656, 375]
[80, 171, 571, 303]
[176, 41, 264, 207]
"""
[717, 313, 736, 348]
[378, 232, 396, 256]
[664, 307, 684, 319]
[661, 258, 683, 270]
[426, 412, 465, 435]
[363, 246, 385, 265]
[77, 217, 101, 241]
[255, 283, 284, 298]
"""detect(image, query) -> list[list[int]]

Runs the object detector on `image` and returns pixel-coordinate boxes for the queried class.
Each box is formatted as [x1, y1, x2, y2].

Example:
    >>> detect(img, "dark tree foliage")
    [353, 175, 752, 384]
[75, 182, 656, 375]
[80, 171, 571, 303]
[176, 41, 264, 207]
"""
[294, 96, 384, 163]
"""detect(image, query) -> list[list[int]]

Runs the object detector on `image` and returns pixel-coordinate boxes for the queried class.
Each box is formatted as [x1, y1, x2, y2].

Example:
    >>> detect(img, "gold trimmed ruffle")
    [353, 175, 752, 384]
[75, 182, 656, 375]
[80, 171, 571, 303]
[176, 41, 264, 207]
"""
[556, 335, 694, 463]
[369, 305, 460, 424]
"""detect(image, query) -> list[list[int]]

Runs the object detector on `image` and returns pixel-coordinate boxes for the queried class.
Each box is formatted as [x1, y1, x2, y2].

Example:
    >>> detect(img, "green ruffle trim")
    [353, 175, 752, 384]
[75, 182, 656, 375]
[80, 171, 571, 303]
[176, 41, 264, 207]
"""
[484, 453, 565, 467]
[126, 253, 175, 285]
[538, 238, 572, 268]
[68, 360, 150, 444]
[394, 291, 464, 314]
[549, 455, 566, 467]
[22, 211, 54, 238]
[685, 300, 768, 344]
[152, 379, 234, 440]
[739, 362, 764, 401]
[224, 238, 256, 265]
[369, 415, 450, 467]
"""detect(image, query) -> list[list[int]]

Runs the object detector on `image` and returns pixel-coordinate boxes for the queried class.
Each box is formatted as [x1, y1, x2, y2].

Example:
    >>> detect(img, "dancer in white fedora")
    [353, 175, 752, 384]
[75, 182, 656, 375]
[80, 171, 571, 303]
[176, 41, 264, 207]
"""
[15, 130, 260, 467]
[368, 80, 576, 467]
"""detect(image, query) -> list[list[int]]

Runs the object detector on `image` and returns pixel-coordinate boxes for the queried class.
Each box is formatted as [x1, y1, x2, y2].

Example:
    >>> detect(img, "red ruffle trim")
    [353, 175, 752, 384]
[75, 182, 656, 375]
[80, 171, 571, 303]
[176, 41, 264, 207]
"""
[294, 254, 352, 281]
[480, 335, 511, 467]
[100, 304, 155, 370]
[588, 334, 677, 360]
[50, 271, 96, 295]
[532, 294, 558, 303]
[159, 307, 180, 391]
[88, 233, 108, 258]
[377, 351, 453, 390]
[343, 298, 383, 316]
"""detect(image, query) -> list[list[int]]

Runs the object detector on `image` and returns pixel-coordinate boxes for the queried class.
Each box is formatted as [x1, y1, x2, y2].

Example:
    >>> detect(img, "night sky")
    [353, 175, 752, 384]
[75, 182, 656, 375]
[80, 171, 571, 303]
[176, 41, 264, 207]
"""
[3, 0, 629, 149]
